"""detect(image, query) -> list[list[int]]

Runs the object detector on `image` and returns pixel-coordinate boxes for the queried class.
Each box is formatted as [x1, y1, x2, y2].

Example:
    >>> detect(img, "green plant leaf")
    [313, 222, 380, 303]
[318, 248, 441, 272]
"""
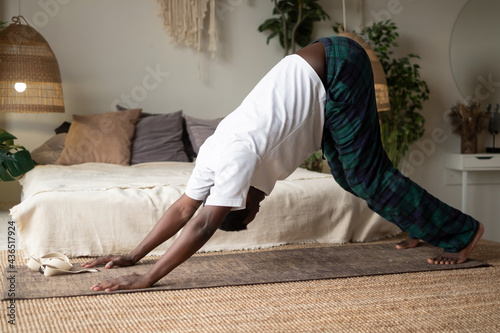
[0, 129, 35, 181]
[259, 0, 330, 56]
[0, 130, 17, 146]
[300, 150, 323, 172]
[0, 149, 35, 181]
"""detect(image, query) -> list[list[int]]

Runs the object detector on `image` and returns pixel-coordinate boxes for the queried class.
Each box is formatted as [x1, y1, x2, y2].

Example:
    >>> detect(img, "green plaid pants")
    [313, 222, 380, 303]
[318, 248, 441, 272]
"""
[317, 36, 479, 253]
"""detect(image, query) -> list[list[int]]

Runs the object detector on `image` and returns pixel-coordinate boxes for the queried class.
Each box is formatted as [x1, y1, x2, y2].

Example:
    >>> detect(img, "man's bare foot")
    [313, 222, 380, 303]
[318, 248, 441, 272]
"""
[395, 238, 420, 250]
[427, 222, 484, 265]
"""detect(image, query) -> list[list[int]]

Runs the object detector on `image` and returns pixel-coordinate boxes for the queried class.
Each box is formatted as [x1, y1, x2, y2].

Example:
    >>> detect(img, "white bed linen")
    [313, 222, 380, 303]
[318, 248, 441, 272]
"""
[11, 162, 400, 258]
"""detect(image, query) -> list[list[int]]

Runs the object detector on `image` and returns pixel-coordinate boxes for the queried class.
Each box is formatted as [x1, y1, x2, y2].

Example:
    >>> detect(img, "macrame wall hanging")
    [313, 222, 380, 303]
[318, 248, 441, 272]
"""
[157, 0, 218, 56]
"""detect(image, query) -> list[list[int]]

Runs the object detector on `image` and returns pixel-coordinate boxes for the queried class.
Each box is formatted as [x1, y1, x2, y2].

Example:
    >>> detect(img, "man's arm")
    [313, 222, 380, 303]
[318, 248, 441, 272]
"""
[82, 194, 203, 269]
[128, 194, 206, 264]
[89, 198, 232, 292]
[139, 204, 231, 287]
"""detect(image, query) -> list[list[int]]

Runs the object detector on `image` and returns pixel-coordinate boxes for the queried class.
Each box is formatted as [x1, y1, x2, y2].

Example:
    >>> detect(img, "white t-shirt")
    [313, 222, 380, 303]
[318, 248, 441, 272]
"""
[185, 54, 326, 208]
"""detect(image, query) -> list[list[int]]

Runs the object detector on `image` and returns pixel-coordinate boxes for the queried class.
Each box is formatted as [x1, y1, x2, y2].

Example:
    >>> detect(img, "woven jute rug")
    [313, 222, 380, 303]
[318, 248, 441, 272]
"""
[1, 235, 499, 333]
[1, 242, 488, 300]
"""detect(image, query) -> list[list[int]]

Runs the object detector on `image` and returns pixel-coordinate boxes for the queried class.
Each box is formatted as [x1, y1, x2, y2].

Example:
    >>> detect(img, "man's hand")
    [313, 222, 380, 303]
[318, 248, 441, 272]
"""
[90, 273, 152, 292]
[81, 254, 136, 269]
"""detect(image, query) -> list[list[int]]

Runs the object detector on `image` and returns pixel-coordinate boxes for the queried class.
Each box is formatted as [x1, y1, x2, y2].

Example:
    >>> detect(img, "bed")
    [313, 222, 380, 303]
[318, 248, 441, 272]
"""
[10, 108, 401, 258]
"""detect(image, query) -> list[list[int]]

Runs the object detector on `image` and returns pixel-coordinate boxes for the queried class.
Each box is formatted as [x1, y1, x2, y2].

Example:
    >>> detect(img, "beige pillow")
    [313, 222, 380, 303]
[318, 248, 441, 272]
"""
[55, 108, 142, 166]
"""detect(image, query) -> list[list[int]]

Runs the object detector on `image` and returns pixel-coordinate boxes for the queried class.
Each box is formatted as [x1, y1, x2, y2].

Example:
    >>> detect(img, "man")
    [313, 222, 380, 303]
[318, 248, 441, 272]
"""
[83, 36, 483, 292]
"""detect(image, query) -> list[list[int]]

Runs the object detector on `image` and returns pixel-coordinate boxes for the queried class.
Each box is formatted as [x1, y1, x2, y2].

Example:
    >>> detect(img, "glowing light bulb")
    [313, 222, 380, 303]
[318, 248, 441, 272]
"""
[14, 82, 27, 93]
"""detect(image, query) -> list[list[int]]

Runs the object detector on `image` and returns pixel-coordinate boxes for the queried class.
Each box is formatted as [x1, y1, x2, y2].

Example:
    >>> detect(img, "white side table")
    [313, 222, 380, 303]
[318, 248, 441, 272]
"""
[445, 153, 500, 213]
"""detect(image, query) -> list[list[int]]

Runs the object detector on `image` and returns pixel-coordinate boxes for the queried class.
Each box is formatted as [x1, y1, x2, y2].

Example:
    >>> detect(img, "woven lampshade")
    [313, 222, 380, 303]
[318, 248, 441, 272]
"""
[337, 30, 391, 112]
[0, 16, 64, 113]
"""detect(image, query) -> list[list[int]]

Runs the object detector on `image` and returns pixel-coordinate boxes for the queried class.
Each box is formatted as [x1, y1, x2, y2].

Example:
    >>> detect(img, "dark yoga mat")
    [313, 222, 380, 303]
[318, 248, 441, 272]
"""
[1, 243, 489, 300]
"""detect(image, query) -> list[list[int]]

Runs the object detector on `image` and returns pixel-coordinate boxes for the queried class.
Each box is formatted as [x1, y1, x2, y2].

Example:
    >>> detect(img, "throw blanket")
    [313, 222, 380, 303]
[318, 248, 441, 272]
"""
[11, 162, 400, 258]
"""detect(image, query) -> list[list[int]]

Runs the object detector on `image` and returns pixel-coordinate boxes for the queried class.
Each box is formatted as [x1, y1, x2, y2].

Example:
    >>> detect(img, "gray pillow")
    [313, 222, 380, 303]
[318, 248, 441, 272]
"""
[31, 133, 67, 165]
[118, 106, 195, 162]
[184, 115, 223, 155]
[131, 111, 189, 164]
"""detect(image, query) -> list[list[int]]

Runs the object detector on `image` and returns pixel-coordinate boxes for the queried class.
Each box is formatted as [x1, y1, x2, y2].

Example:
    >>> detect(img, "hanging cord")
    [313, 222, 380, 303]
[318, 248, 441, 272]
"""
[359, 0, 364, 27]
[342, 0, 347, 32]
[343, 0, 365, 34]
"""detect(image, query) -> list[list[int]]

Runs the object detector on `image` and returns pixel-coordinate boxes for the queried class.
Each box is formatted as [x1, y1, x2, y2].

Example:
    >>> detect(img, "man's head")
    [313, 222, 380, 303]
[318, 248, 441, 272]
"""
[218, 186, 265, 232]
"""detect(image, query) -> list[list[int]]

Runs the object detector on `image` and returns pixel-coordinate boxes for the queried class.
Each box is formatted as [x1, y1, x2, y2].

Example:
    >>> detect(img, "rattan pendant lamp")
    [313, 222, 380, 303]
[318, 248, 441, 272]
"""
[0, 15, 64, 113]
[337, 0, 390, 112]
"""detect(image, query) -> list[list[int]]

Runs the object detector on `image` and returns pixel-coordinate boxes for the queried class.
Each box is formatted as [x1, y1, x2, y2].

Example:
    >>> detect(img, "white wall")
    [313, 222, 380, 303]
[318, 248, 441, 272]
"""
[1, 0, 499, 241]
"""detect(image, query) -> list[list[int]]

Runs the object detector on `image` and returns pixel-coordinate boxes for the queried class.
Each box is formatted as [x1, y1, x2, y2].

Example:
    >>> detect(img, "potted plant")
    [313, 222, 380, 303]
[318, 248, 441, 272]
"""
[258, 0, 330, 57]
[350, 20, 430, 168]
[0, 129, 35, 181]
